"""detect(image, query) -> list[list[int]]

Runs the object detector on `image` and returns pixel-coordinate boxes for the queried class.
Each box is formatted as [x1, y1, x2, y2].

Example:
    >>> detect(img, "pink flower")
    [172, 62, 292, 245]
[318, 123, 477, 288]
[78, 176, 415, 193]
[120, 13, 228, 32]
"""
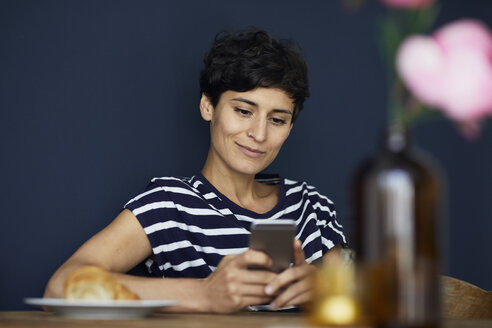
[396, 19, 492, 123]
[379, 0, 435, 9]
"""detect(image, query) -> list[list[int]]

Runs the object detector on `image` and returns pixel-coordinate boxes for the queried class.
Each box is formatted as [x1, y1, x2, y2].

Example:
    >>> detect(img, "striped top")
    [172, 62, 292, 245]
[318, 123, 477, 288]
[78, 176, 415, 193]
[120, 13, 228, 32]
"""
[124, 172, 346, 278]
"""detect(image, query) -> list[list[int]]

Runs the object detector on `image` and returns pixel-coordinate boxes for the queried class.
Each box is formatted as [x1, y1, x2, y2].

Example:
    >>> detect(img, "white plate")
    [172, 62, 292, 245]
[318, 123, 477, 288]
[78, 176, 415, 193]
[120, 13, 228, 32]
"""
[24, 298, 178, 320]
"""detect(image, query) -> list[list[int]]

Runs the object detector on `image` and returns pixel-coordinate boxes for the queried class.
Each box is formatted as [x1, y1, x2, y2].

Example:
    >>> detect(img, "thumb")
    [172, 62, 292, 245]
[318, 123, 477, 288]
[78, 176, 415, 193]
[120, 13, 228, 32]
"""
[293, 239, 306, 266]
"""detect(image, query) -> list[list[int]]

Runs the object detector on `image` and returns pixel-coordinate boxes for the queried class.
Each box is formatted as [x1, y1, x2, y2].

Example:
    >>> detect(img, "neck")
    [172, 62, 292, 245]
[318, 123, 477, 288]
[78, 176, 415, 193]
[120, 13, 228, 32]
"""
[200, 150, 277, 213]
[201, 156, 256, 206]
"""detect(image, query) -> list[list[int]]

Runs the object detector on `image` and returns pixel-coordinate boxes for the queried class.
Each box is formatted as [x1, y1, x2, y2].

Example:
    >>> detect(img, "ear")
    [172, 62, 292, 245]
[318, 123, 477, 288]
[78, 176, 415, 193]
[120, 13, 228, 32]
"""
[200, 94, 214, 122]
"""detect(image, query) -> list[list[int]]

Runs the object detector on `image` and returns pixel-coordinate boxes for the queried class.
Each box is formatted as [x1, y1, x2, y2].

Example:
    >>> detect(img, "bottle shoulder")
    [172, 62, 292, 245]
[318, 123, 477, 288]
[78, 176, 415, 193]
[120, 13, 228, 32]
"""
[353, 148, 441, 187]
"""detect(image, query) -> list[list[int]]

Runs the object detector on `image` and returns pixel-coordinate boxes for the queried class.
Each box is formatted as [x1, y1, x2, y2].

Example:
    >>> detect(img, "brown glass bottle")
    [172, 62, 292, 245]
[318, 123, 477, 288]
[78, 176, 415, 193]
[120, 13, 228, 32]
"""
[352, 127, 442, 328]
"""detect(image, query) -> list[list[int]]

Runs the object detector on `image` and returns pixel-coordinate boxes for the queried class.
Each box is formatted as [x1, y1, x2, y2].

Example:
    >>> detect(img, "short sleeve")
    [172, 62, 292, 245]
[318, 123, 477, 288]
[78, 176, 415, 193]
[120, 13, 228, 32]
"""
[284, 179, 347, 263]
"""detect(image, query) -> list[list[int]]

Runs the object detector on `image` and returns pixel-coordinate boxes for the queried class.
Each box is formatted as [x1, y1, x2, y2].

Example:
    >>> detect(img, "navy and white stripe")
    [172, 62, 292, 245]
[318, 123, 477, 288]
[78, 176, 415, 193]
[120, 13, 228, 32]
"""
[124, 173, 346, 278]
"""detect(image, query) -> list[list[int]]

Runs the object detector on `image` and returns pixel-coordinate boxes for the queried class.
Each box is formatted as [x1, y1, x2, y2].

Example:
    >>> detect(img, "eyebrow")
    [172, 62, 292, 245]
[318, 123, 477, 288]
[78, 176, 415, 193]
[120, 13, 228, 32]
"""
[231, 97, 293, 116]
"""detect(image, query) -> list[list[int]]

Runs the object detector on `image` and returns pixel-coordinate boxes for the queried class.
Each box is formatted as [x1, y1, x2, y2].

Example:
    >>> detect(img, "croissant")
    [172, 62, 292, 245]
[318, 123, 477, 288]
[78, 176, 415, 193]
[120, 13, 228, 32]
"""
[64, 265, 140, 300]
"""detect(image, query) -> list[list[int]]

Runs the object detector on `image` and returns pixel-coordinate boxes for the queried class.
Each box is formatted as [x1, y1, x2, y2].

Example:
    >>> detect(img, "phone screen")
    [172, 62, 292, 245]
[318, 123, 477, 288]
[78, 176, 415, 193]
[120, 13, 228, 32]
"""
[248, 220, 296, 273]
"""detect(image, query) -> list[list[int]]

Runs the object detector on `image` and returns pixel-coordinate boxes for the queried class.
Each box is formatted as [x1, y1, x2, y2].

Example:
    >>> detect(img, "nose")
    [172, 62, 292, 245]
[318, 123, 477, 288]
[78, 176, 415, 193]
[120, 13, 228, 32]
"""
[248, 117, 267, 142]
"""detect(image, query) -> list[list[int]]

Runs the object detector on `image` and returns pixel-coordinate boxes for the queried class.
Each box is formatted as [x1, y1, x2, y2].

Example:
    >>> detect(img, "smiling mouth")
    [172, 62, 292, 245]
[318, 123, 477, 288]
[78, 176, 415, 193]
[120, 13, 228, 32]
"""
[235, 142, 266, 158]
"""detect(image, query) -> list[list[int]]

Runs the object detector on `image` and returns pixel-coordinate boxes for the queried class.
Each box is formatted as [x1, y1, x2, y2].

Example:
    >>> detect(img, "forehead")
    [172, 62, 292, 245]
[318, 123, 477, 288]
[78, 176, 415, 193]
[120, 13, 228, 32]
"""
[221, 88, 294, 110]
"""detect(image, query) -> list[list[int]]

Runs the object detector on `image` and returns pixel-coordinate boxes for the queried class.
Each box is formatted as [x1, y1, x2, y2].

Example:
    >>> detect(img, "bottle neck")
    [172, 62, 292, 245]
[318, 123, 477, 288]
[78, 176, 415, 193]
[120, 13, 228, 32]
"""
[383, 126, 412, 154]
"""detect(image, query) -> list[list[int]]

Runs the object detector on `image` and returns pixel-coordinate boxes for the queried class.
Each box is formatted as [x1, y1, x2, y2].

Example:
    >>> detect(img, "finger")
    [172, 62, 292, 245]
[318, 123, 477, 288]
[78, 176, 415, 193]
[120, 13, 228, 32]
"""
[237, 269, 277, 284]
[293, 239, 306, 266]
[265, 264, 315, 296]
[217, 253, 238, 268]
[272, 290, 312, 309]
[235, 283, 273, 297]
[236, 249, 273, 270]
[270, 278, 313, 309]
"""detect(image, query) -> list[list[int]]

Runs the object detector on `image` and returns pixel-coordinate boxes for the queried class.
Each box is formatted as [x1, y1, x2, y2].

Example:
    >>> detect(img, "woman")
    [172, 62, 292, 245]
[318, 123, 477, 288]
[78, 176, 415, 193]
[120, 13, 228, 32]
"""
[44, 28, 346, 313]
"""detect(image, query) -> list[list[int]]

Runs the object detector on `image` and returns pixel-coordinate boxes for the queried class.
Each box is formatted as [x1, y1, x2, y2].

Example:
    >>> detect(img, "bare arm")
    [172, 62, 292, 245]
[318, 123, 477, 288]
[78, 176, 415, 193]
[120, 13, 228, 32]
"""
[43, 209, 151, 299]
[43, 209, 275, 313]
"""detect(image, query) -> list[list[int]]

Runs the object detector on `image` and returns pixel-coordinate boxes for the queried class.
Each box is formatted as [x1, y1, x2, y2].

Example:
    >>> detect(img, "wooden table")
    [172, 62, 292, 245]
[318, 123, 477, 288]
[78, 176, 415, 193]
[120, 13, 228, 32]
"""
[1, 311, 492, 328]
[0, 311, 492, 328]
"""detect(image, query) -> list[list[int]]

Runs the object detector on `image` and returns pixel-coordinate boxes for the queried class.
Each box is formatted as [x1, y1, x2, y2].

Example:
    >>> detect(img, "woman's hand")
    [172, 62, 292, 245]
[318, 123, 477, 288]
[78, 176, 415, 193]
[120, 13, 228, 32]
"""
[263, 239, 316, 309]
[202, 249, 277, 313]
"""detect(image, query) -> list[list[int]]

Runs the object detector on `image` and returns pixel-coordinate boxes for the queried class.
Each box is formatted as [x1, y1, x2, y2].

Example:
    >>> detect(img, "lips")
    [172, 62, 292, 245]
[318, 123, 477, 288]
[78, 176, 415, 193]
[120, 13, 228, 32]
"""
[235, 142, 266, 158]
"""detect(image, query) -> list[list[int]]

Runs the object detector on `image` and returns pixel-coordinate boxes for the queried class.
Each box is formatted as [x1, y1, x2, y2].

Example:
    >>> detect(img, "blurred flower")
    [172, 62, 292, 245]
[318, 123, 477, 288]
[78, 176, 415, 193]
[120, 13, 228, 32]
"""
[396, 19, 492, 129]
[343, 1, 492, 138]
[380, 0, 435, 9]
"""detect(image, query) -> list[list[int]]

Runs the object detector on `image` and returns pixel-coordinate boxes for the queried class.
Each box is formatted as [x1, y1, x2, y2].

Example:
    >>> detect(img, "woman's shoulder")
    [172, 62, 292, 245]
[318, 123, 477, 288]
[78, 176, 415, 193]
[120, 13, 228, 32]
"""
[148, 175, 194, 187]
[281, 177, 338, 223]
[282, 176, 335, 206]
[125, 175, 204, 208]
[147, 174, 212, 191]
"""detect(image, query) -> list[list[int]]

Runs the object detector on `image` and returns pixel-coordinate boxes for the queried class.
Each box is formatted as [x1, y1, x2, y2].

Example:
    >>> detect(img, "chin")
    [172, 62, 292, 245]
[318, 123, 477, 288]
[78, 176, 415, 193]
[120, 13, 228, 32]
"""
[235, 167, 261, 176]
[231, 161, 267, 176]
[230, 161, 264, 175]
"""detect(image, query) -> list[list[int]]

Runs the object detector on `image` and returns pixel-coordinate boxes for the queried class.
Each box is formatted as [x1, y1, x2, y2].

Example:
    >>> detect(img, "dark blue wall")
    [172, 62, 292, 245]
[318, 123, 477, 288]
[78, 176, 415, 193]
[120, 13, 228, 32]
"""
[1, 0, 491, 310]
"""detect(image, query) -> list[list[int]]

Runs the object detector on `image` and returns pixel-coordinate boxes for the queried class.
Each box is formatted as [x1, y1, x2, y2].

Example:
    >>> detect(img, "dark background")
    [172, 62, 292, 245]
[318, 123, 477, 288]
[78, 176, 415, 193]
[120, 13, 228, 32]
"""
[1, 0, 491, 310]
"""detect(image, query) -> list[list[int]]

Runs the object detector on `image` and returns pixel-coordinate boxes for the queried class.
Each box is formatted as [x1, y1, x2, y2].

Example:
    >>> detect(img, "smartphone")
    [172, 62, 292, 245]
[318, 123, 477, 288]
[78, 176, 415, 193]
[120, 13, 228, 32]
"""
[248, 220, 297, 273]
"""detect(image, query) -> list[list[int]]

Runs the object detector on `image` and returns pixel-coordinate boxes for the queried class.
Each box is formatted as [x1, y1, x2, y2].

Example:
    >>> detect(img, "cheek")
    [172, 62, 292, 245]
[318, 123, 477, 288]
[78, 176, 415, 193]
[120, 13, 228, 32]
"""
[210, 118, 241, 144]
[271, 129, 291, 149]
[214, 116, 244, 136]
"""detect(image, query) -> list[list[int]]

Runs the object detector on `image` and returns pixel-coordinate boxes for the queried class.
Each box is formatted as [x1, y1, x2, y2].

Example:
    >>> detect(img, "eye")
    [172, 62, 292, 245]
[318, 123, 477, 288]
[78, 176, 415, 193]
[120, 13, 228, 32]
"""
[270, 117, 287, 125]
[234, 107, 252, 116]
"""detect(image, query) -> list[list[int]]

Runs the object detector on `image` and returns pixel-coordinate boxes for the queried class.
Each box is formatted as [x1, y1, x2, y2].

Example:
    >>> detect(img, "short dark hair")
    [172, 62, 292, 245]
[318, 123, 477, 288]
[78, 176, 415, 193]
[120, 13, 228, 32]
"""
[199, 28, 310, 123]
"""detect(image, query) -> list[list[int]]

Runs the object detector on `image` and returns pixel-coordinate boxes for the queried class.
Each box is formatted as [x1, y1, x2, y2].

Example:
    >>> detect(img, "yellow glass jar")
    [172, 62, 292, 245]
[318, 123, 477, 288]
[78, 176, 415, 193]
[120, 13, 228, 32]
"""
[309, 249, 363, 326]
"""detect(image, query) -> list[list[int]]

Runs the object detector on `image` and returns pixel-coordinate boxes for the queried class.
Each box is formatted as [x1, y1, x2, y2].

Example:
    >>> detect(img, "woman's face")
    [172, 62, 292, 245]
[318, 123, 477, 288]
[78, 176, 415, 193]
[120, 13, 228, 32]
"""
[201, 87, 294, 176]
